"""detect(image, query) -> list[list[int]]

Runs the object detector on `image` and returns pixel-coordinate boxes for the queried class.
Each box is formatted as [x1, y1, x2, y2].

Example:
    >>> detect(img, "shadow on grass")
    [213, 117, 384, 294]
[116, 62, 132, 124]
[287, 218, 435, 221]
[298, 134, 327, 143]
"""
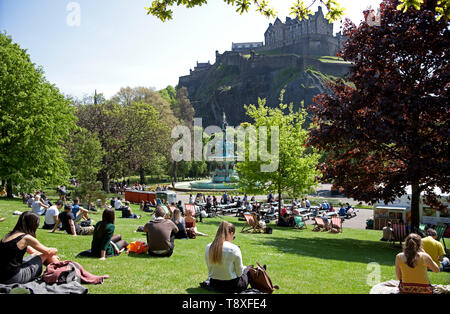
[186, 287, 219, 294]
[261, 235, 397, 266]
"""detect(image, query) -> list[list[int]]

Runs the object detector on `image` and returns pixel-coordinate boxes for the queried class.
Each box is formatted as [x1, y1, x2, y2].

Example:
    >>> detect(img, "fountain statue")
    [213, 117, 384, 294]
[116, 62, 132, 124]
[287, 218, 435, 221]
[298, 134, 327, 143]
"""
[189, 113, 238, 190]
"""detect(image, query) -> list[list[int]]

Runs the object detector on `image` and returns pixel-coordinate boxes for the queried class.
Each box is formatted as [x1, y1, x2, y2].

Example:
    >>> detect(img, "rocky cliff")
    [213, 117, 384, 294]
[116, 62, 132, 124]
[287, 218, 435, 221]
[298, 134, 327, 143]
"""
[178, 51, 352, 127]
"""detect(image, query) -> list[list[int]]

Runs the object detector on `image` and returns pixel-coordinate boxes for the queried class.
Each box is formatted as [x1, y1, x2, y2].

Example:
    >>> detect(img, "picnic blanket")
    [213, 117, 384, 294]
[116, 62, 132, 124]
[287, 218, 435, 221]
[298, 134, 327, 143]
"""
[0, 280, 88, 294]
[370, 280, 450, 294]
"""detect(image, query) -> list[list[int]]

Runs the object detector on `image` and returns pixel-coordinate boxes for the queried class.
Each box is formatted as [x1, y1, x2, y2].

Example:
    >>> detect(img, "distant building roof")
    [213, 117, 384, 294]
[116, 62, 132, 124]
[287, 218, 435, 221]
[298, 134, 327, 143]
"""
[232, 42, 263, 51]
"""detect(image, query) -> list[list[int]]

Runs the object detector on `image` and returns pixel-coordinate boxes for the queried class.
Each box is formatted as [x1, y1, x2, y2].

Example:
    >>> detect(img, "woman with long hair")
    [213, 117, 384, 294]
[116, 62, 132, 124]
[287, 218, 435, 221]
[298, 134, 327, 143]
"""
[171, 209, 188, 239]
[0, 211, 60, 284]
[204, 221, 250, 293]
[395, 233, 440, 294]
[185, 208, 208, 237]
[91, 209, 128, 260]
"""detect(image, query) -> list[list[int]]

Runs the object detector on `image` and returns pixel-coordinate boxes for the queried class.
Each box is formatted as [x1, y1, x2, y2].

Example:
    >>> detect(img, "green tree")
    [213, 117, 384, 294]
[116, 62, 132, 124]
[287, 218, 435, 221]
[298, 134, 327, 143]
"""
[145, 0, 449, 22]
[0, 33, 76, 196]
[66, 127, 104, 183]
[74, 98, 129, 192]
[122, 102, 173, 183]
[236, 92, 320, 217]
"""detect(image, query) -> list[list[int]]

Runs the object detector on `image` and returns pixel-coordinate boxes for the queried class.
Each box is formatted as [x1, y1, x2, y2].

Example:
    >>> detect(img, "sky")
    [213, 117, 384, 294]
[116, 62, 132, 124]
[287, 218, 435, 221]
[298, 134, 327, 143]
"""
[0, 0, 382, 99]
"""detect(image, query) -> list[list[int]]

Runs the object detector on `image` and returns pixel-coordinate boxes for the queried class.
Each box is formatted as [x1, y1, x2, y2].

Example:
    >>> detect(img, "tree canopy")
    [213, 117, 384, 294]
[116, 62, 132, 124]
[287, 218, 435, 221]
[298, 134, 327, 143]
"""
[236, 91, 320, 214]
[0, 32, 76, 196]
[145, 0, 449, 22]
[308, 0, 449, 230]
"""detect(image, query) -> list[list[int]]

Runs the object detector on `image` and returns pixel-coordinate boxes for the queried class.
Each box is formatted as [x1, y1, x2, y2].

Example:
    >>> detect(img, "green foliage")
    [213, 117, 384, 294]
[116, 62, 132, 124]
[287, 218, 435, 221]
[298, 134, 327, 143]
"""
[0, 32, 77, 194]
[66, 128, 104, 183]
[236, 91, 320, 201]
[72, 181, 107, 208]
[145, 0, 449, 23]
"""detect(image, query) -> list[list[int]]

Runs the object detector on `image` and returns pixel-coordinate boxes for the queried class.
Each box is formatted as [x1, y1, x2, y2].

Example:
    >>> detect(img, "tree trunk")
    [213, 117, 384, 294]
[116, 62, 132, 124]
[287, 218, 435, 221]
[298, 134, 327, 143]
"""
[410, 182, 421, 233]
[277, 182, 282, 224]
[101, 171, 110, 193]
[6, 180, 13, 198]
[172, 161, 178, 183]
[139, 167, 146, 184]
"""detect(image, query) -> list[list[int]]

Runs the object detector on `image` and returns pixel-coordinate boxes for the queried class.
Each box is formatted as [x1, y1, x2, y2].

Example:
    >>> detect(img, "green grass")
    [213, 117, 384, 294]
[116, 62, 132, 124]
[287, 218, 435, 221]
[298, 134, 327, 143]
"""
[0, 197, 448, 294]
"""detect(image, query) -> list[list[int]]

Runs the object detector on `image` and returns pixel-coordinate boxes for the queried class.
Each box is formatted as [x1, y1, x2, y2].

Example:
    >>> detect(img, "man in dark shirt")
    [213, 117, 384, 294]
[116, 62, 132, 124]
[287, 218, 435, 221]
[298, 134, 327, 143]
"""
[143, 206, 178, 257]
[51, 205, 94, 236]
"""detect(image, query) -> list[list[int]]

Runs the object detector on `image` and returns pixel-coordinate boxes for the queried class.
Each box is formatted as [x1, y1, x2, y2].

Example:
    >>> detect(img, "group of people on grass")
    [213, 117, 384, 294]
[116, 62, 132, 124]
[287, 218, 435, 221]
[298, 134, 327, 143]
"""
[0, 192, 448, 294]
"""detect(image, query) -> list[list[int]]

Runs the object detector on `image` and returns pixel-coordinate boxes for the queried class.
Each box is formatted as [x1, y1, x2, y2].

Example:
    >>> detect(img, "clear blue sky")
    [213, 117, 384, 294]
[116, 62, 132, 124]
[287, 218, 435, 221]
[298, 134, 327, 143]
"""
[0, 0, 381, 99]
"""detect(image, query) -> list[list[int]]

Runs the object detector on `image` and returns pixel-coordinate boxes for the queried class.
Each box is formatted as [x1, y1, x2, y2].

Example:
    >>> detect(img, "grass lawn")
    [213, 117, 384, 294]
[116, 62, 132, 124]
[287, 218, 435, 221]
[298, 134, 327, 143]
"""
[0, 197, 448, 294]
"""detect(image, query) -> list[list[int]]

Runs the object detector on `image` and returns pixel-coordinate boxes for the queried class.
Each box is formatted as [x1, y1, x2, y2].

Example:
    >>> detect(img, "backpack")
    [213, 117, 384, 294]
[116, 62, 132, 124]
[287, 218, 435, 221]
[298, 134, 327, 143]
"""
[248, 262, 279, 294]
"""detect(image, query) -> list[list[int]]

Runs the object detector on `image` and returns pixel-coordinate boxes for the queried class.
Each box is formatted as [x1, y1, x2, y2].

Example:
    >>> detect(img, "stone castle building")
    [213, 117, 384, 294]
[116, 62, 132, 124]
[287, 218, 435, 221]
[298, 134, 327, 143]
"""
[263, 6, 344, 56]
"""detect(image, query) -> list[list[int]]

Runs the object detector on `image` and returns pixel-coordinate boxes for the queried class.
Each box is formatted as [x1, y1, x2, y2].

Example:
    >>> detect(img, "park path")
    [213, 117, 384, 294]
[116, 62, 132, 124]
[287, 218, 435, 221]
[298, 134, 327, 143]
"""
[174, 187, 374, 230]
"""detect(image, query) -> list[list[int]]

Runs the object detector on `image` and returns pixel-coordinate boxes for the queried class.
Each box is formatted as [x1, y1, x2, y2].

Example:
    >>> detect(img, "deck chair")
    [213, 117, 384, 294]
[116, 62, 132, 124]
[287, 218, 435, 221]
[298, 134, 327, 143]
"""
[435, 224, 448, 253]
[331, 217, 343, 233]
[419, 224, 426, 235]
[169, 205, 177, 216]
[391, 223, 408, 246]
[185, 204, 196, 217]
[293, 215, 307, 230]
[241, 213, 265, 233]
[313, 217, 326, 232]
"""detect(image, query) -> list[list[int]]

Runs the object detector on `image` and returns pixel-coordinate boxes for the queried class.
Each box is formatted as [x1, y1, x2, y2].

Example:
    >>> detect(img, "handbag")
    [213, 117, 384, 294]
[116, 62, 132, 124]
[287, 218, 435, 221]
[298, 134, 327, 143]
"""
[248, 262, 279, 294]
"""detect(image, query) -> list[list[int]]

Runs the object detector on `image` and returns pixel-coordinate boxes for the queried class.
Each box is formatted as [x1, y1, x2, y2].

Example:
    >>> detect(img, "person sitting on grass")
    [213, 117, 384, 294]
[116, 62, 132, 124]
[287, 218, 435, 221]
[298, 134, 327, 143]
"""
[395, 233, 440, 294]
[185, 208, 208, 237]
[43, 200, 64, 230]
[0, 212, 60, 284]
[381, 221, 394, 241]
[51, 204, 94, 237]
[422, 228, 449, 271]
[121, 201, 141, 219]
[171, 209, 188, 239]
[31, 195, 49, 216]
[72, 197, 90, 223]
[91, 209, 128, 260]
[143, 206, 178, 257]
[202, 221, 250, 293]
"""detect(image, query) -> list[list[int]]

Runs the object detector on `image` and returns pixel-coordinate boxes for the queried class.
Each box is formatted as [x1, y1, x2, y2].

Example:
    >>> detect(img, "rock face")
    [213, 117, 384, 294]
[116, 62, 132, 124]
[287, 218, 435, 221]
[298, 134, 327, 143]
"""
[178, 51, 352, 127]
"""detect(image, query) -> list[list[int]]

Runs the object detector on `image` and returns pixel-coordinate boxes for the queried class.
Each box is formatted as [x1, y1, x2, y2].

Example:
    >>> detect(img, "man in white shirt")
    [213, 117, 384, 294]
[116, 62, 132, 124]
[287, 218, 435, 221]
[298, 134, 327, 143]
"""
[114, 197, 125, 211]
[43, 200, 63, 230]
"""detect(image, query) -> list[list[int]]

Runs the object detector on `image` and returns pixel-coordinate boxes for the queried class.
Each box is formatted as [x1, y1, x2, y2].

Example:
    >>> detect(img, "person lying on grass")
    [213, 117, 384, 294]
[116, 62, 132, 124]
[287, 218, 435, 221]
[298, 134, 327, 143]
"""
[51, 204, 94, 237]
[0, 211, 60, 284]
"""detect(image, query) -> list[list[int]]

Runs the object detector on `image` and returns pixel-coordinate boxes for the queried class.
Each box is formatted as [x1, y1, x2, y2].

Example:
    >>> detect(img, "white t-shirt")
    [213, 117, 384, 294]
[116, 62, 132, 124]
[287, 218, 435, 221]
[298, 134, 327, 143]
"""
[44, 205, 59, 225]
[205, 241, 245, 281]
[114, 199, 123, 210]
